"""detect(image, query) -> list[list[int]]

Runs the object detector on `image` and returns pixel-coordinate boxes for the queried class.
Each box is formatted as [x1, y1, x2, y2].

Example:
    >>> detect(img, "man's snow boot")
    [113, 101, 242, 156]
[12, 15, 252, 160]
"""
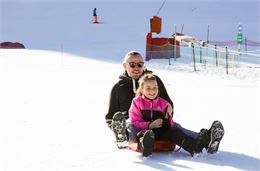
[180, 137, 197, 156]
[194, 128, 210, 153]
[207, 120, 224, 154]
[111, 112, 128, 149]
[139, 130, 155, 157]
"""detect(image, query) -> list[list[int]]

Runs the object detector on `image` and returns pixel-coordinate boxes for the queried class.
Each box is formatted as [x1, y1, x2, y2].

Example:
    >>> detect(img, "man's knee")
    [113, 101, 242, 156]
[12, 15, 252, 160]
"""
[126, 123, 138, 142]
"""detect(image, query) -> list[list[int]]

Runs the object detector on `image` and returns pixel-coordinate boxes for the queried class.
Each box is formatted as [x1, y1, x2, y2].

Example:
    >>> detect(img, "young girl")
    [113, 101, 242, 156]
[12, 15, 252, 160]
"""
[129, 73, 222, 157]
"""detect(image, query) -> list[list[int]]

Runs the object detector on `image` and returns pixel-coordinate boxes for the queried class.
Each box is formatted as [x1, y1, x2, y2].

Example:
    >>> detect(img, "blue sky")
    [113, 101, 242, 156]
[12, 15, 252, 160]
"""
[1, 0, 259, 59]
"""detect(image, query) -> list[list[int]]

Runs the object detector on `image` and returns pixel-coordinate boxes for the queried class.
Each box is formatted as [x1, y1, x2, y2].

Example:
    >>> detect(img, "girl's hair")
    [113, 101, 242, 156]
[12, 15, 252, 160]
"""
[136, 73, 157, 97]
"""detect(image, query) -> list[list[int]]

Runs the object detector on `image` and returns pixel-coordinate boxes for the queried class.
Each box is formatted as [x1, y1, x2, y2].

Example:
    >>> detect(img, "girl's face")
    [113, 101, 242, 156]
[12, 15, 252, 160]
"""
[142, 80, 158, 100]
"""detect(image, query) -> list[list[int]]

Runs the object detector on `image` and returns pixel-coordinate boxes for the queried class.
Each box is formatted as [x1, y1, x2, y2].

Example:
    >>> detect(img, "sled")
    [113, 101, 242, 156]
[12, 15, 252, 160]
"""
[128, 140, 176, 152]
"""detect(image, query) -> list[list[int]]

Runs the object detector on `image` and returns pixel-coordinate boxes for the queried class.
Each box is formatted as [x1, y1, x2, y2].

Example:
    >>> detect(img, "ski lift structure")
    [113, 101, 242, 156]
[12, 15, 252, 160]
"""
[145, 16, 181, 62]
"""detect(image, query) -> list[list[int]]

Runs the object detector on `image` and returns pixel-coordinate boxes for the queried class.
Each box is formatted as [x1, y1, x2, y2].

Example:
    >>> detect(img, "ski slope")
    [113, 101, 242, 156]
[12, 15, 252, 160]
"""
[0, 49, 259, 171]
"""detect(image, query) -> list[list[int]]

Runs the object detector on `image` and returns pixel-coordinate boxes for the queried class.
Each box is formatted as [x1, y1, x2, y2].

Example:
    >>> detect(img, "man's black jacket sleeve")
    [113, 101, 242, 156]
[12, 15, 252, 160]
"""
[105, 84, 119, 128]
[156, 76, 174, 108]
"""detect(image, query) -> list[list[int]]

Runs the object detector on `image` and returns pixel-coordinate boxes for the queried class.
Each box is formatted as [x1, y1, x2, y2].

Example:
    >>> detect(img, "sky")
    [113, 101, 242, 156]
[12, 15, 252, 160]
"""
[1, 0, 260, 61]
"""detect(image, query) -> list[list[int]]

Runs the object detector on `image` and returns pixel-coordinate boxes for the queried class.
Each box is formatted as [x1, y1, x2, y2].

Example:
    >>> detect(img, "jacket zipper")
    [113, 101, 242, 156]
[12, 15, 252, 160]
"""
[150, 100, 153, 121]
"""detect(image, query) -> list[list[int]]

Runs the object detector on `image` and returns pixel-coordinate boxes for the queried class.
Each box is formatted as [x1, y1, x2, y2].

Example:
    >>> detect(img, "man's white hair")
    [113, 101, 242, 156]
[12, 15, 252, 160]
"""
[123, 50, 143, 63]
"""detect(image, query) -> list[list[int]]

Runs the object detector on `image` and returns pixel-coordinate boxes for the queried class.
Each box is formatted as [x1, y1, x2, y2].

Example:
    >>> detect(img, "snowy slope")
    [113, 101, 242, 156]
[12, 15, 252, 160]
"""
[0, 49, 259, 171]
[1, 0, 260, 170]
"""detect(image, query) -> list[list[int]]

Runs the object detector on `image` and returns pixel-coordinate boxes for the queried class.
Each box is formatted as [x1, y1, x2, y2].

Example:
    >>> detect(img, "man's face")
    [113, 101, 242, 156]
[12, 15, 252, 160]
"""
[123, 55, 144, 80]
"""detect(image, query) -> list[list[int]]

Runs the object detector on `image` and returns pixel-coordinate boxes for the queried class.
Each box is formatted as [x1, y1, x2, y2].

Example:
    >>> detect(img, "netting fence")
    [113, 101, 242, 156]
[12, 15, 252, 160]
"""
[146, 39, 260, 75]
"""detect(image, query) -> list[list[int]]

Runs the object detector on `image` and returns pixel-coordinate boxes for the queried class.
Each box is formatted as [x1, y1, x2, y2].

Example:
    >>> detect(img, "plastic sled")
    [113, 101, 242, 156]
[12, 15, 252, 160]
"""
[128, 140, 176, 152]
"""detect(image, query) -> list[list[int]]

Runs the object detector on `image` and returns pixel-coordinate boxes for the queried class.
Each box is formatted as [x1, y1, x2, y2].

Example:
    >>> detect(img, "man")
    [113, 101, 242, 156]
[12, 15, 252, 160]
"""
[105, 50, 224, 155]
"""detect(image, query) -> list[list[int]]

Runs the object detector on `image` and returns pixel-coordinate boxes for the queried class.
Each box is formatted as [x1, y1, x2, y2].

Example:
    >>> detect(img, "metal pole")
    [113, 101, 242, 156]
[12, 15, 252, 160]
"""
[207, 25, 210, 44]
[155, 0, 167, 16]
[206, 25, 209, 57]
[245, 36, 247, 54]
[174, 25, 177, 61]
[200, 46, 202, 63]
[226, 47, 228, 75]
[181, 24, 184, 33]
[215, 44, 218, 66]
[192, 45, 196, 71]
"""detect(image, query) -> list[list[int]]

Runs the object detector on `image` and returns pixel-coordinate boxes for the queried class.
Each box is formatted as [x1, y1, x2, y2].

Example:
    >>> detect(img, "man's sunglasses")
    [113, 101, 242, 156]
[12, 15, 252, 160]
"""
[128, 62, 144, 68]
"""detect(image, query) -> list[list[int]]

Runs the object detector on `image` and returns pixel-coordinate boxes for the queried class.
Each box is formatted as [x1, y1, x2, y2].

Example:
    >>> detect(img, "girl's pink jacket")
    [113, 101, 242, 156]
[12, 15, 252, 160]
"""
[129, 96, 174, 132]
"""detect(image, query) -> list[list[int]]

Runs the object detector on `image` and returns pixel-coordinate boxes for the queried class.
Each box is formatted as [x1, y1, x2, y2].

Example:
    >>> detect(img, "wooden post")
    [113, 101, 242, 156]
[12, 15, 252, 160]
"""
[192, 45, 196, 71]
[226, 47, 228, 75]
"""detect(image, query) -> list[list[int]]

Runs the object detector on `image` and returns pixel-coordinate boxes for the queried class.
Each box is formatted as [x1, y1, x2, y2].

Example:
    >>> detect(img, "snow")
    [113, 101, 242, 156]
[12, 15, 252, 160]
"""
[0, 0, 260, 170]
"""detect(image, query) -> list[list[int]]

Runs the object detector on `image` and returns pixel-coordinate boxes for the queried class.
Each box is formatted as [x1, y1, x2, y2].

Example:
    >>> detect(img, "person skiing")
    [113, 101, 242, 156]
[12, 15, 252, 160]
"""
[129, 73, 224, 157]
[105, 50, 224, 155]
[93, 8, 98, 23]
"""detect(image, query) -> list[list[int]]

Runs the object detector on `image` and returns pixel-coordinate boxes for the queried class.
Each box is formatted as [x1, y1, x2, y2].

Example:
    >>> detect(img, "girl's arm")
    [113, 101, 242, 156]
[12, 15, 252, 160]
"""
[161, 98, 174, 128]
[129, 99, 150, 131]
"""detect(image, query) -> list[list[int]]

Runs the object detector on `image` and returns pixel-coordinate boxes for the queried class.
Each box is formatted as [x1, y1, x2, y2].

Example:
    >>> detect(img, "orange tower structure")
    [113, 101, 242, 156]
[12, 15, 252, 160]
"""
[145, 16, 180, 61]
